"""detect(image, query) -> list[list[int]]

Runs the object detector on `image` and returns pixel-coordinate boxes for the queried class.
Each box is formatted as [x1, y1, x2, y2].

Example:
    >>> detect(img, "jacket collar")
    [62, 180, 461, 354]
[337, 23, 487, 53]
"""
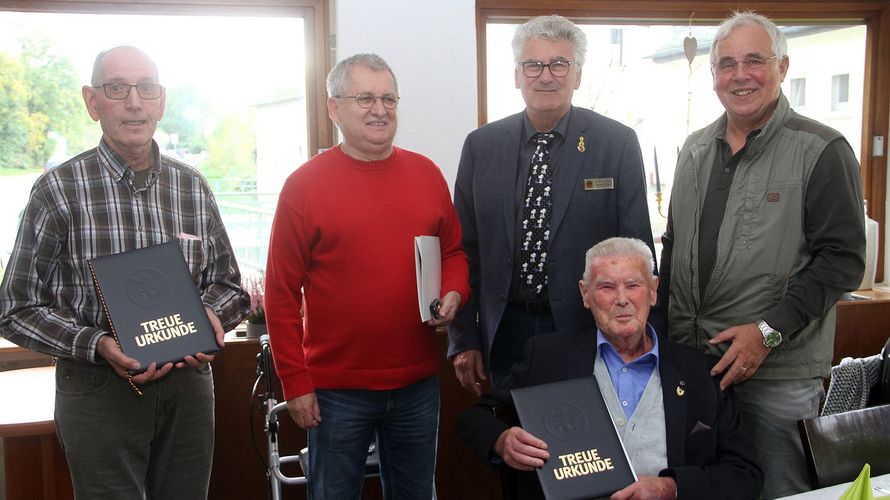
[739, 91, 790, 159]
[550, 107, 592, 236]
[696, 90, 791, 155]
[501, 113, 525, 251]
[657, 341, 689, 466]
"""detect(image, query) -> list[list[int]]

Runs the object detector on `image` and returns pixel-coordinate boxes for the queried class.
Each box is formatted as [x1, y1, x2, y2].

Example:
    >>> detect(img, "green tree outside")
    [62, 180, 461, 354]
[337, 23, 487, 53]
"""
[0, 54, 30, 170]
[0, 35, 95, 170]
[21, 37, 95, 166]
[200, 111, 257, 192]
[1, 34, 260, 189]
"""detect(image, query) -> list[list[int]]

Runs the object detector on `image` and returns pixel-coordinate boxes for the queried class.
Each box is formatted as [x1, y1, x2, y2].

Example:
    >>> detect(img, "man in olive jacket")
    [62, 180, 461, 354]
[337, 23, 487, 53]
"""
[660, 11, 865, 498]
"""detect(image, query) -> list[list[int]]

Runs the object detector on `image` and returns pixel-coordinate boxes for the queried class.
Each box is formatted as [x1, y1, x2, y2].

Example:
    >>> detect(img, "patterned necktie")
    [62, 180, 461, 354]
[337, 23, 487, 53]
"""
[520, 132, 556, 297]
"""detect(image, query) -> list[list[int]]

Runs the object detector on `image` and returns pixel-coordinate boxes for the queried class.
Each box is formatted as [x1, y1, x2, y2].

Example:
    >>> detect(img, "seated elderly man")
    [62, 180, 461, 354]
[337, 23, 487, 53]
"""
[457, 237, 763, 500]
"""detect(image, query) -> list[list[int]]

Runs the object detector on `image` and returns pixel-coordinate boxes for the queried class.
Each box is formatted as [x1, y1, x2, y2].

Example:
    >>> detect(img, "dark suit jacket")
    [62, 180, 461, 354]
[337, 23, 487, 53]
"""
[447, 107, 655, 365]
[456, 328, 764, 500]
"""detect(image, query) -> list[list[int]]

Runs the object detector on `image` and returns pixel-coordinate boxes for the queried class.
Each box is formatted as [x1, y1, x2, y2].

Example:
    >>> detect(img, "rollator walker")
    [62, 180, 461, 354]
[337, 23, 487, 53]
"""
[255, 334, 379, 499]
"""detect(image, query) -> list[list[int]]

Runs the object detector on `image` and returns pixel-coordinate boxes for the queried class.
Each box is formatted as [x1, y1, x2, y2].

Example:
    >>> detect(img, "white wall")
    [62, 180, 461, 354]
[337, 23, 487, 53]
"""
[333, 0, 478, 188]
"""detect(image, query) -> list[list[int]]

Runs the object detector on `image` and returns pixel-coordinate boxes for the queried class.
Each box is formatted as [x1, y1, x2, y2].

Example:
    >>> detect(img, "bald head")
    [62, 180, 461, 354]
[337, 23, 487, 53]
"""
[91, 46, 159, 87]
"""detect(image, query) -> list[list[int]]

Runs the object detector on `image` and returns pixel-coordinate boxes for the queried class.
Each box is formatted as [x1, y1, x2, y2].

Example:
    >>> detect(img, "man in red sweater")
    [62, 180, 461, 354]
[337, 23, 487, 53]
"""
[265, 53, 470, 499]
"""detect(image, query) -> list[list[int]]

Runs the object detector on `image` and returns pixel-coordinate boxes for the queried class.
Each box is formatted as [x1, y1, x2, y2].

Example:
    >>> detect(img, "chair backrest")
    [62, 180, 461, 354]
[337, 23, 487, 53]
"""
[880, 337, 890, 403]
[798, 404, 890, 489]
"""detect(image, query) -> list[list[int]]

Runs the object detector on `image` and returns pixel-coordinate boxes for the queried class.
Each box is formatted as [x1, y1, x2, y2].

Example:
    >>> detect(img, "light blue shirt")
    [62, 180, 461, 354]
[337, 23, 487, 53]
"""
[596, 325, 660, 419]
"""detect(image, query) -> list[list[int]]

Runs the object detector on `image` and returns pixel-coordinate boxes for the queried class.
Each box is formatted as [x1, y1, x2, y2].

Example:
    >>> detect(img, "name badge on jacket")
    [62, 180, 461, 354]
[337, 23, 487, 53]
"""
[584, 178, 614, 190]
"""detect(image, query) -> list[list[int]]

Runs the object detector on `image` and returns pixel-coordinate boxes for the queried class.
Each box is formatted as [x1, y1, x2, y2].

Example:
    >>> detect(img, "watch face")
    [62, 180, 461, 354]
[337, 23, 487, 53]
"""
[763, 330, 782, 348]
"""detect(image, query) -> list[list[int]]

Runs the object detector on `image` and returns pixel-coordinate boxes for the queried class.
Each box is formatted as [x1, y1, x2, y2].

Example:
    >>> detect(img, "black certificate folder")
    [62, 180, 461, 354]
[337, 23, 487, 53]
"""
[511, 376, 636, 500]
[88, 241, 219, 372]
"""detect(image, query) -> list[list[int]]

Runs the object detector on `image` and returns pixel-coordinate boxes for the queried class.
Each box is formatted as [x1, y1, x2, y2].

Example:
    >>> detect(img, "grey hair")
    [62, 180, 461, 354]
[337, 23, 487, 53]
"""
[512, 15, 587, 67]
[710, 11, 787, 66]
[581, 237, 655, 284]
[90, 46, 159, 86]
[326, 53, 398, 97]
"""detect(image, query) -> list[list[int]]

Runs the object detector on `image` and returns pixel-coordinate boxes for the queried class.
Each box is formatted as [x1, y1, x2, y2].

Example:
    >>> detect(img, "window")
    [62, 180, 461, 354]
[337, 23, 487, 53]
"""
[791, 78, 807, 108]
[832, 73, 850, 112]
[0, 6, 327, 280]
[486, 23, 865, 248]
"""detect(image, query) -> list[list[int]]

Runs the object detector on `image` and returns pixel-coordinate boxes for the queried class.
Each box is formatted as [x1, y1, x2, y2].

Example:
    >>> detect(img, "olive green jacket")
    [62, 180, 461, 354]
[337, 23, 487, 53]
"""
[665, 93, 865, 379]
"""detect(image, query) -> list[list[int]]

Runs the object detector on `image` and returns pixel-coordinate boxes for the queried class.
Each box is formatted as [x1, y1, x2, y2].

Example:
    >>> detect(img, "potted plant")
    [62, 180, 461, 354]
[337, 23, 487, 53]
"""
[244, 271, 266, 338]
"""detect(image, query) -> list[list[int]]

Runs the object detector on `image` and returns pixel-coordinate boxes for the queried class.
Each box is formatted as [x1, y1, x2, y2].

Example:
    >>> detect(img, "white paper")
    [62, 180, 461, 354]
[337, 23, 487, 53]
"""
[415, 236, 441, 322]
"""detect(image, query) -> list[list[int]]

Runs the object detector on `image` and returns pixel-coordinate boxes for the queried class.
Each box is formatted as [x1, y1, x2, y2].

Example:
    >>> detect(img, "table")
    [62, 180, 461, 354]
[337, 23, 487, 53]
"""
[777, 473, 890, 499]
[0, 338, 52, 371]
[835, 288, 890, 365]
[0, 365, 73, 500]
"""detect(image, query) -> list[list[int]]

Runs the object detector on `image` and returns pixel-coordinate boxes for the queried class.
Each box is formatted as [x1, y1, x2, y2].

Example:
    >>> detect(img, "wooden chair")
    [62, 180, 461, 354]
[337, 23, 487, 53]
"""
[798, 404, 890, 489]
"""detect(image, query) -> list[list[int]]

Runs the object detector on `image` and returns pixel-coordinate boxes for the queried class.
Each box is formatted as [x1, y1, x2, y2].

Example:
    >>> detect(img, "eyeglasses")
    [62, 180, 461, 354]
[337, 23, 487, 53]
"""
[712, 55, 778, 74]
[93, 83, 164, 100]
[333, 94, 400, 110]
[518, 60, 575, 78]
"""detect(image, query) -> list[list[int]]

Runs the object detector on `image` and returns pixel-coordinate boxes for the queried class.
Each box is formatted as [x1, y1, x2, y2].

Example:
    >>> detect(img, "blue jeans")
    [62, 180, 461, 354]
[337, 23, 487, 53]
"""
[308, 376, 439, 500]
[54, 359, 215, 500]
[489, 304, 556, 386]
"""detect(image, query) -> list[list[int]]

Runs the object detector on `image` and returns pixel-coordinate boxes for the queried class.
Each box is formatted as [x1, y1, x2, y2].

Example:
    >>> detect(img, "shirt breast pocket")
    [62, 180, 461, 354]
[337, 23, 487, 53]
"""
[177, 233, 206, 282]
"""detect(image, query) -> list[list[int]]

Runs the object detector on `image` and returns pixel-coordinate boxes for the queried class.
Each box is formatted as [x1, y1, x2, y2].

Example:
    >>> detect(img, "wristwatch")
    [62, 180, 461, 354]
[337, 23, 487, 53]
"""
[756, 319, 782, 348]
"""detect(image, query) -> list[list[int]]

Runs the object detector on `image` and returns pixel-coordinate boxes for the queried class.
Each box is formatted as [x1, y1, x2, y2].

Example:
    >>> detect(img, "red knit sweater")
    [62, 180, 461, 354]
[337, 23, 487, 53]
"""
[265, 146, 469, 400]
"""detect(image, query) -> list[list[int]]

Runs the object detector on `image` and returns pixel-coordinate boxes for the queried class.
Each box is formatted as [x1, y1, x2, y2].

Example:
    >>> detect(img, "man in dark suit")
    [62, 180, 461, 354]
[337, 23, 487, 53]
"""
[457, 238, 763, 500]
[448, 15, 655, 394]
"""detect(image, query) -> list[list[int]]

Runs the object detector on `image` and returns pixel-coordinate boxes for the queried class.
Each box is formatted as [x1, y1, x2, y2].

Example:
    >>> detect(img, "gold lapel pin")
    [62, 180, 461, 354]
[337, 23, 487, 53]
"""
[577, 136, 586, 152]
[676, 380, 686, 397]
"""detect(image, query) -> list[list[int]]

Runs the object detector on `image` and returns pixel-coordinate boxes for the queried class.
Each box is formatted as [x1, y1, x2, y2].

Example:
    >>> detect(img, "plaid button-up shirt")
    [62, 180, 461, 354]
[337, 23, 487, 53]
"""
[0, 139, 249, 363]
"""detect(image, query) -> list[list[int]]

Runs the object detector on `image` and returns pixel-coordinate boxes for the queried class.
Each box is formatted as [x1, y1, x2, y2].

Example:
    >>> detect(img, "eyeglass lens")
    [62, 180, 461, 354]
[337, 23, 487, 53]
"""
[354, 95, 399, 109]
[100, 83, 162, 100]
[522, 61, 571, 78]
[715, 57, 773, 73]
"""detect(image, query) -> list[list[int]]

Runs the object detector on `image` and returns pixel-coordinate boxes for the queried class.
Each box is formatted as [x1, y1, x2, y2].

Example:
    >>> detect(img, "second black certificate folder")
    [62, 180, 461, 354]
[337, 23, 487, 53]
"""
[511, 376, 636, 500]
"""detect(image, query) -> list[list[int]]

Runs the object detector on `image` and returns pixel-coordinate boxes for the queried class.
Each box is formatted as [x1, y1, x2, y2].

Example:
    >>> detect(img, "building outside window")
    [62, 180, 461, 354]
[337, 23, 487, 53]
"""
[832, 73, 850, 112]
[791, 77, 807, 108]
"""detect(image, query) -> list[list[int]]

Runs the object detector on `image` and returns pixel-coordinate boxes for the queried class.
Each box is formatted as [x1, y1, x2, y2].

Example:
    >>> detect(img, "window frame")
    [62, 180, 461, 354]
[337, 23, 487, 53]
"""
[0, 0, 333, 155]
[477, 0, 890, 281]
